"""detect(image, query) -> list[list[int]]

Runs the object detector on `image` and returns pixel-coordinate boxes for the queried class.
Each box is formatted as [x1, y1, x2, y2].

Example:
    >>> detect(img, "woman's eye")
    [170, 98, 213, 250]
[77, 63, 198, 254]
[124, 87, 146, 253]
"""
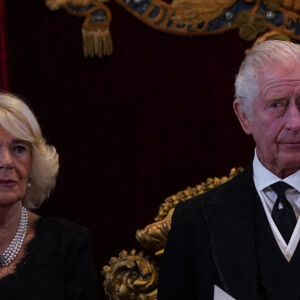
[14, 145, 27, 154]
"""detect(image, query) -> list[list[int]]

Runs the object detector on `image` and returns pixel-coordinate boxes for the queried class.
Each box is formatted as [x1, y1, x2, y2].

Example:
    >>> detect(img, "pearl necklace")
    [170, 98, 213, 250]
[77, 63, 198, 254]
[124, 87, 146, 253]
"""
[0, 206, 28, 267]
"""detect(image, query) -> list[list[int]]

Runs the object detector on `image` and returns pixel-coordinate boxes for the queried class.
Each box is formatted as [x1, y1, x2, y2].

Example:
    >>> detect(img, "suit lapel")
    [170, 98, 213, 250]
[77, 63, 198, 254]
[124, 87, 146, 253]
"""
[201, 166, 263, 300]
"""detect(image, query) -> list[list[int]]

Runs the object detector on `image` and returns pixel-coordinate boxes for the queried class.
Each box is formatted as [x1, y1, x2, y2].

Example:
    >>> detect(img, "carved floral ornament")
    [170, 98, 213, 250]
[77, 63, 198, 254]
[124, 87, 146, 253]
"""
[46, 0, 300, 58]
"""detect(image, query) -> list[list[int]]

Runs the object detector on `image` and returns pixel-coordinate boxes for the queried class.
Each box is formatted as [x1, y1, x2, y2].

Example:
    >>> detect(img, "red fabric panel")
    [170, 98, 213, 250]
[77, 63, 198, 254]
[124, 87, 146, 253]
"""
[0, 0, 9, 91]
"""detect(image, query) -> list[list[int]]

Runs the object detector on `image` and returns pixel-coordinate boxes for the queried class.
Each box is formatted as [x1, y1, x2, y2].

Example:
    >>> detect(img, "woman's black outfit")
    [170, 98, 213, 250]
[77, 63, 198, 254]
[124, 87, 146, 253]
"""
[0, 217, 100, 300]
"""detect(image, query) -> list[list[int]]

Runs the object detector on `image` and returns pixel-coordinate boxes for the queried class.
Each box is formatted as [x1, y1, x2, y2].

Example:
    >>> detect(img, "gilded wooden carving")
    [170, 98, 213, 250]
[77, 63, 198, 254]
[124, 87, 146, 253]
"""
[102, 250, 158, 300]
[102, 167, 244, 299]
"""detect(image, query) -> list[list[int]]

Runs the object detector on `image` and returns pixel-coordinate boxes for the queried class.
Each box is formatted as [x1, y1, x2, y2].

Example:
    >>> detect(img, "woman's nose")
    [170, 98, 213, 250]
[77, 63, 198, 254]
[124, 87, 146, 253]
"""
[0, 149, 13, 169]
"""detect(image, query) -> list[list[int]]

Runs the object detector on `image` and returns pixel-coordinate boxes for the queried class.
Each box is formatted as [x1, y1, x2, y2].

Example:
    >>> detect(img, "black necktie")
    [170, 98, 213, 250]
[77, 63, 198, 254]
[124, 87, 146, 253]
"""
[271, 181, 297, 244]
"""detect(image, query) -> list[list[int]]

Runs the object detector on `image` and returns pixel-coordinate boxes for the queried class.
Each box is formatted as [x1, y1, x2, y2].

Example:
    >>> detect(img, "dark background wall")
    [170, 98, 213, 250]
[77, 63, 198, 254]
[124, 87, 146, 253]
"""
[4, 1, 254, 298]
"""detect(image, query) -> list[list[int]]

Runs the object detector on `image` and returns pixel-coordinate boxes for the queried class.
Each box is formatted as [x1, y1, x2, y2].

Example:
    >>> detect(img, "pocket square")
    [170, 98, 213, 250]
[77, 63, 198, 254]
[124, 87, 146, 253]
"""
[214, 285, 236, 300]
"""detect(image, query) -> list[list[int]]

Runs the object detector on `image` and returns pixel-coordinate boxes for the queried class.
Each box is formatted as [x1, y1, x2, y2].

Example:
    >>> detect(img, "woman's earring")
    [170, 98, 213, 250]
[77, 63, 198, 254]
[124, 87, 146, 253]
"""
[27, 177, 32, 188]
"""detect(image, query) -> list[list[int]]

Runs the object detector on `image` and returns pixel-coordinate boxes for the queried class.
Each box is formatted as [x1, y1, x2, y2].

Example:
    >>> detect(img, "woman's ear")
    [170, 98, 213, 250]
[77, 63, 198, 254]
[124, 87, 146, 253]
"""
[233, 99, 252, 135]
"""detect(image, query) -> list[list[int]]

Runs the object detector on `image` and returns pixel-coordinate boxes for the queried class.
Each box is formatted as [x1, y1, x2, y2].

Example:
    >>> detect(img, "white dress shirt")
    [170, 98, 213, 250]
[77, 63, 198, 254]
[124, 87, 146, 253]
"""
[253, 150, 300, 261]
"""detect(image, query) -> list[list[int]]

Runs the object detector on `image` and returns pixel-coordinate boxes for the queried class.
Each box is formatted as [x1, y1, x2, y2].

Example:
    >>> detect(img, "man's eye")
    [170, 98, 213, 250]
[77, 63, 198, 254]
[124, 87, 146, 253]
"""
[271, 103, 281, 109]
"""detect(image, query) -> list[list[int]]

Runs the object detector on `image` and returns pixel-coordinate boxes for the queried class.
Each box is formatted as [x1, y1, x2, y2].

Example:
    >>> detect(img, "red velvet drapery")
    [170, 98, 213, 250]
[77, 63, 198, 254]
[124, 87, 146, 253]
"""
[4, 2, 255, 298]
[0, 0, 9, 91]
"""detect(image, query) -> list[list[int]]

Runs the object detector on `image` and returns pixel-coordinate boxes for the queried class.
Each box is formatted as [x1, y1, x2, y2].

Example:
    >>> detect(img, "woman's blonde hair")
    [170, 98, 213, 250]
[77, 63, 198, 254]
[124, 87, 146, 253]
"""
[0, 92, 59, 209]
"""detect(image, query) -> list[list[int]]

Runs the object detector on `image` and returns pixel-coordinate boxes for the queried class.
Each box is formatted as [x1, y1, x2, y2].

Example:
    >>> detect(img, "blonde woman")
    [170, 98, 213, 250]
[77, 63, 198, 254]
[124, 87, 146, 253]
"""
[0, 92, 99, 299]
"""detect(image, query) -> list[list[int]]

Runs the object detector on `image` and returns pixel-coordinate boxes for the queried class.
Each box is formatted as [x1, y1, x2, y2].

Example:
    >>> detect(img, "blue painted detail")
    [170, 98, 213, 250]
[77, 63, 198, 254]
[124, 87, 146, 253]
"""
[67, 2, 94, 13]
[176, 23, 185, 28]
[187, 24, 195, 32]
[206, 0, 253, 31]
[167, 19, 173, 28]
[149, 6, 160, 19]
[257, 4, 283, 27]
[289, 20, 300, 35]
[90, 10, 107, 23]
[128, 0, 151, 15]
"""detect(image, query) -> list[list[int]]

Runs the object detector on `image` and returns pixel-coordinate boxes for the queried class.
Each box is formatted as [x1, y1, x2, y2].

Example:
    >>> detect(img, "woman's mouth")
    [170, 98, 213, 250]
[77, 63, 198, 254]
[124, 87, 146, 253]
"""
[0, 180, 17, 187]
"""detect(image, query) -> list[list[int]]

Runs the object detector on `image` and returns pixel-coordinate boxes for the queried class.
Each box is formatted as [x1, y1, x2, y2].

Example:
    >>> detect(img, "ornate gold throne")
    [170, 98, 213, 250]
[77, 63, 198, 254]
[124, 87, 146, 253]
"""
[102, 167, 244, 300]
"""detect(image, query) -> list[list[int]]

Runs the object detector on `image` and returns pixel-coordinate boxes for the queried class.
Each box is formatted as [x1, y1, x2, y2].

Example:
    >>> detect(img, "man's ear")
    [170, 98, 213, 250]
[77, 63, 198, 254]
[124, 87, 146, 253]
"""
[233, 99, 252, 135]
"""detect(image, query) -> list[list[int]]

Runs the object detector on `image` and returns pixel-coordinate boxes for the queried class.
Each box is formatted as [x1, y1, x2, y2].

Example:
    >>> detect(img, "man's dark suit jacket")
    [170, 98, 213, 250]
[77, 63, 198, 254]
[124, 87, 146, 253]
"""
[158, 166, 300, 300]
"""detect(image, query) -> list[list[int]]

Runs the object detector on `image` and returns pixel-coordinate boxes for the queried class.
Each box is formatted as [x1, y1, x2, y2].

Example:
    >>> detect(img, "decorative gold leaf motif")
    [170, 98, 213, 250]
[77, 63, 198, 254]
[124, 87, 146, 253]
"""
[252, 15, 267, 32]
[239, 24, 258, 40]
[236, 11, 266, 41]
[256, 30, 290, 43]
[235, 10, 251, 26]
[268, 34, 290, 40]
[171, 0, 237, 24]
[246, 30, 290, 53]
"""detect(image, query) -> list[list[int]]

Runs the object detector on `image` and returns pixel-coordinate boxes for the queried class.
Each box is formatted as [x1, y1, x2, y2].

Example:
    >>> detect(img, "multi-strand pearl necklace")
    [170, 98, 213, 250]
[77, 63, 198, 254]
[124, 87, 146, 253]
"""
[0, 206, 28, 267]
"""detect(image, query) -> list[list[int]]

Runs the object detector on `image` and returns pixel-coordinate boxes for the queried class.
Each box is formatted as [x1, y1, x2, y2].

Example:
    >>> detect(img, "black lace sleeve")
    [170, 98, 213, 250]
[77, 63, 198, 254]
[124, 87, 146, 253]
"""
[62, 224, 100, 300]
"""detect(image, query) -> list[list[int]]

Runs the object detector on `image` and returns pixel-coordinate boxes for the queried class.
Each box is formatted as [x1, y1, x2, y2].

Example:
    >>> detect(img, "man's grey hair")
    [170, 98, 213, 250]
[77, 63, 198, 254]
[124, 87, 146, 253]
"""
[235, 40, 300, 118]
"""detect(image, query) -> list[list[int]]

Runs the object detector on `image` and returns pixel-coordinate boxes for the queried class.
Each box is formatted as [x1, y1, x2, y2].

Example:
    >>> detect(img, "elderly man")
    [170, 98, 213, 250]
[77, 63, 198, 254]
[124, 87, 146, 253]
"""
[158, 40, 300, 300]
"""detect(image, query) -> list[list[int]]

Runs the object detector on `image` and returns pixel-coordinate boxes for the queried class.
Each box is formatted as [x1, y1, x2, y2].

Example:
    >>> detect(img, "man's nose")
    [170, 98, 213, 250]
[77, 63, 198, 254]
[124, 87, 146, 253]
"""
[286, 103, 300, 131]
[0, 149, 13, 169]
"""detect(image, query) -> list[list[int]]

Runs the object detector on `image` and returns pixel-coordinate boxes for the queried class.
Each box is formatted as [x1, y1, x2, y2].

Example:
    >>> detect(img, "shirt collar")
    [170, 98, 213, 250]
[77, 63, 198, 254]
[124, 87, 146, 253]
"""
[253, 149, 300, 192]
